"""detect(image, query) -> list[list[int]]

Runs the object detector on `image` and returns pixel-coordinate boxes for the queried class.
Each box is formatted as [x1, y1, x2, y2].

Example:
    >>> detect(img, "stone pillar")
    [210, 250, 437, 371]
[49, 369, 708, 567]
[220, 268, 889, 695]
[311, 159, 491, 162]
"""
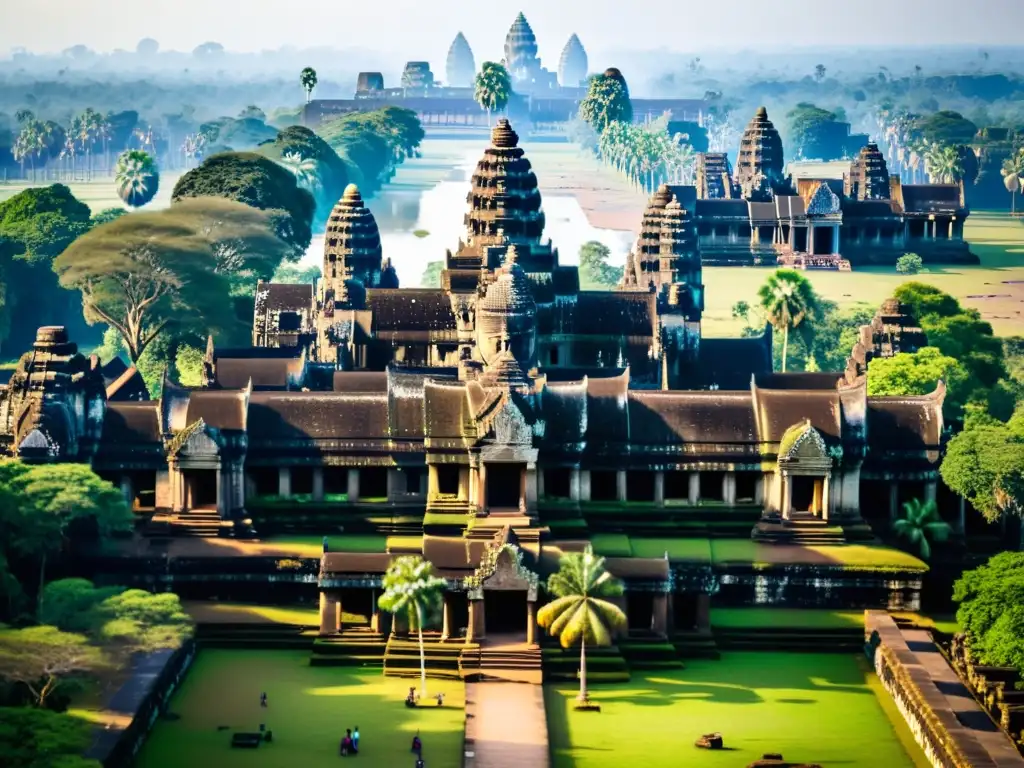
[120, 475, 134, 508]
[525, 465, 538, 512]
[312, 467, 324, 502]
[723, 473, 736, 505]
[369, 589, 381, 633]
[696, 593, 711, 632]
[348, 469, 360, 502]
[467, 598, 485, 643]
[821, 475, 830, 522]
[570, 468, 581, 501]
[888, 481, 899, 521]
[833, 223, 841, 253]
[780, 475, 792, 520]
[278, 467, 291, 498]
[579, 470, 591, 502]
[216, 467, 224, 516]
[924, 480, 937, 505]
[156, 468, 171, 509]
[654, 472, 665, 507]
[536, 468, 545, 500]
[688, 472, 699, 505]
[652, 593, 669, 637]
[319, 592, 340, 636]
[526, 601, 537, 647]
[755, 474, 765, 504]
[616, 470, 627, 502]
[440, 593, 452, 642]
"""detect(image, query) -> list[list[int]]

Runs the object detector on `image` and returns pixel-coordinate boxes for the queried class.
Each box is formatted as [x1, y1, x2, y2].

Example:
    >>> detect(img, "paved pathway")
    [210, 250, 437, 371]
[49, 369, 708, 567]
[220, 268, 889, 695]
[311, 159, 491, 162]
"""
[903, 629, 1024, 765]
[464, 682, 549, 768]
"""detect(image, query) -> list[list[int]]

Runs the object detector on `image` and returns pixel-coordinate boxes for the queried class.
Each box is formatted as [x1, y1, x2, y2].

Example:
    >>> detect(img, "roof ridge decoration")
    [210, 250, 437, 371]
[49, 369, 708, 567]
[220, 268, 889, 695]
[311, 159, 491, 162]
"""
[806, 181, 841, 216]
[778, 419, 828, 462]
[164, 417, 207, 457]
[464, 540, 539, 600]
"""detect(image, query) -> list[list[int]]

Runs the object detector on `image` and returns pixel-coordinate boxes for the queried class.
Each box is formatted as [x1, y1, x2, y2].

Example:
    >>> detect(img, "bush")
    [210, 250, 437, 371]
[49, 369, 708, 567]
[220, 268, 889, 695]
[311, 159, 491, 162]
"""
[896, 253, 924, 274]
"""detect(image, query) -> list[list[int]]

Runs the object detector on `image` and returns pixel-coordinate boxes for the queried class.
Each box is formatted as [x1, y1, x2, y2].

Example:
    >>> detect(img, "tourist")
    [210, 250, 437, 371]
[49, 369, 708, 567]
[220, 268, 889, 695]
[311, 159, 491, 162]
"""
[435, 692, 444, 707]
[415, 757, 425, 768]
[411, 732, 422, 755]
[353, 726, 360, 751]
[406, 687, 417, 707]
[346, 728, 357, 755]
[340, 733, 352, 756]
[260, 692, 267, 708]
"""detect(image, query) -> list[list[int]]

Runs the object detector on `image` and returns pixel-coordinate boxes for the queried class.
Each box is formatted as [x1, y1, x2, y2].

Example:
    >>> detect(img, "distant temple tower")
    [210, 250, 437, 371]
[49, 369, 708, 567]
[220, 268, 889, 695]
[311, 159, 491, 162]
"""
[558, 34, 588, 87]
[504, 12, 540, 82]
[846, 143, 891, 201]
[446, 32, 475, 87]
[322, 184, 392, 290]
[735, 107, 786, 200]
[401, 62, 434, 89]
[632, 184, 673, 283]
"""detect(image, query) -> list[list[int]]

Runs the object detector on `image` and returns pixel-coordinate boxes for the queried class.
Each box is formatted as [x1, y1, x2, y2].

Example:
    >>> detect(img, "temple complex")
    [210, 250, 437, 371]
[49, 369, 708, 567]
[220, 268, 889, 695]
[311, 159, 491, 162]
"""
[0, 118, 951, 645]
[304, 13, 707, 127]
[667, 107, 975, 269]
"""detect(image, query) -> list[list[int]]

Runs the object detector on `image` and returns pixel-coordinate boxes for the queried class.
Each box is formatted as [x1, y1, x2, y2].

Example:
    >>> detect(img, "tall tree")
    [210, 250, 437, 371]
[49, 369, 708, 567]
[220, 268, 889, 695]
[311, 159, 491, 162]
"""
[378, 555, 445, 700]
[757, 269, 819, 372]
[537, 547, 626, 706]
[474, 62, 512, 124]
[114, 149, 159, 208]
[0, 626, 107, 708]
[867, 346, 970, 418]
[1002, 150, 1024, 215]
[300, 67, 318, 104]
[578, 72, 633, 133]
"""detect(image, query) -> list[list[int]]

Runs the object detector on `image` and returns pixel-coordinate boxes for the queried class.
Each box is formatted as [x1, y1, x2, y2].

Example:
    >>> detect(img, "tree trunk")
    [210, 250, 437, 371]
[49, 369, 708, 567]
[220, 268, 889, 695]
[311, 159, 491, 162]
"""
[1013, 188, 1017, 217]
[416, 603, 427, 700]
[577, 635, 588, 702]
[781, 325, 789, 373]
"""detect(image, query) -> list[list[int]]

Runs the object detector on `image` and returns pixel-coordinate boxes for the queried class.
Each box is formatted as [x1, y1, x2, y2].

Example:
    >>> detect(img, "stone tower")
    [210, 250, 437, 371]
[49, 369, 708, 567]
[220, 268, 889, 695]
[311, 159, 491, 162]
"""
[632, 184, 674, 285]
[735, 107, 785, 201]
[657, 196, 702, 298]
[457, 119, 547, 265]
[446, 32, 475, 87]
[475, 245, 537, 371]
[504, 12, 540, 83]
[401, 61, 434, 89]
[847, 143, 891, 201]
[322, 184, 390, 291]
[558, 34, 588, 87]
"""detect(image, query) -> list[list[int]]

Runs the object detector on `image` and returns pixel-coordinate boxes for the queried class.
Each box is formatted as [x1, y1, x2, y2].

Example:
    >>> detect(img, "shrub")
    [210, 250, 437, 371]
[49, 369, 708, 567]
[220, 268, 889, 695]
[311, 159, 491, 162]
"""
[896, 253, 924, 275]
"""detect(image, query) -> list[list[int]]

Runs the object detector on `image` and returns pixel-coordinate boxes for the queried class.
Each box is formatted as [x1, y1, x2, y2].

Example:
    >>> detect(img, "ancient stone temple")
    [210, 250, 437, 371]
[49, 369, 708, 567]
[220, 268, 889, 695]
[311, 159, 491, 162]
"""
[400, 61, 434, 90]
[687, 106, 974, 268]
[557, 34, 588, 87]
[0, 119, 947, 646]
[445, 32, 475, 88]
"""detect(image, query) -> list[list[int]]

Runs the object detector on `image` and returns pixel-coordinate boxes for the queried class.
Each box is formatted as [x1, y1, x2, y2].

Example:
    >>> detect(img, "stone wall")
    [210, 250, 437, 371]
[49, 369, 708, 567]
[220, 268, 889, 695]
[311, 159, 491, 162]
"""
[949, 634, 1024, 746]
[85, 640, 196, 767]
[865, 611, 1017, 768]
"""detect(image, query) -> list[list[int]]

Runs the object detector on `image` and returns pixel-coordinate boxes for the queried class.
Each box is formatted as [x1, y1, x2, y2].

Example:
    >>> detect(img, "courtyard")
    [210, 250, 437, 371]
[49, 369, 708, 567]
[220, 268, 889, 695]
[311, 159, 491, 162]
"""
[134, 649, 466, 768]
[545, 652, 929, 768]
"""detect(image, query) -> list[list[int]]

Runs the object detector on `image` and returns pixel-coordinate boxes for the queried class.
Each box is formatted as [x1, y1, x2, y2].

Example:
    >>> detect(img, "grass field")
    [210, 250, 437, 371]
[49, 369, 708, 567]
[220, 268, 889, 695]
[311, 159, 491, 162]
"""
[135, 650, 465, 768]
[545, 652, 929, 768]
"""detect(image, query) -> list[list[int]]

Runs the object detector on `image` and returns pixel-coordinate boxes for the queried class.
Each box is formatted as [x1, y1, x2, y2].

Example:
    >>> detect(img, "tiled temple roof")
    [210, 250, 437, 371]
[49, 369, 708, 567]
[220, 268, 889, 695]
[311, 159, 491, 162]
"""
[101, 402, 162, 445]
[366, 289, 457, 332]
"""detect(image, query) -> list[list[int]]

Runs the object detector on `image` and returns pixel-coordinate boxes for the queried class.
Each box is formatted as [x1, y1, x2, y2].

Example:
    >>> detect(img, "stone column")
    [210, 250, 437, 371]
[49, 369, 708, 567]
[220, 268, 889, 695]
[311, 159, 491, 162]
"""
[120, 475, 134, 508]
[723, 473, 736, 505]
[526, 601, 537, 647]
[312, 467, 324, 502]
[278, 467, 291, 498]
[695, 594, 711, 632]
[156, 468, 171, 509]
[652, 593, 669, 637]
[348, 469, 360, 502]
[833, 223, 841, 253]
[525, 465, 538, 512]
[924, 480, 937, 505]
[888, 482, 899, 521]
[216, 467, 224, 516]
[688, 472, 699, 505]
[654, 472, 665, 507]
[369, 589, 381, 633]
[536, 468, 545, 500]
[570, 468, 581, 501]
[755, 474, 765, 504]
[466, 598, 485, 643]
[780, 475, 791, 520]
[440, 593, 452, 642]
[616, 470, 627, 502]
[579, 470, 591, 502]
[319, 592, 340, 636]
[821, 475, 831, 522]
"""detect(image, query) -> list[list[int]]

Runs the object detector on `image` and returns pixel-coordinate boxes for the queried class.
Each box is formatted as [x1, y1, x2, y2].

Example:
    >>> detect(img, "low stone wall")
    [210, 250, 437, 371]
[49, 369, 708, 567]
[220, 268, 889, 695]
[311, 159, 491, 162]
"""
[84, 640, 196, 768]
[865, 611, 1016, 768]
[949, 634, 1024, 746]
[711, 565, 922, 610]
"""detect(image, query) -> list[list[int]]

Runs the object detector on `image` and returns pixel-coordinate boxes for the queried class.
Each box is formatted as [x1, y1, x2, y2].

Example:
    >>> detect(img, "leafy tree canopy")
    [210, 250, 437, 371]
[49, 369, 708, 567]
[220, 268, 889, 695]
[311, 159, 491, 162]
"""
[257, 125, 349, 225]
[419, 261, 443, 289]
[0, 185, 91, 265]
[915, 110, 979, 145]
[0, 707, 102, 768]
[578, 72, 632, 133]
[171, 151, 314, 255]
[0, 626, 108, 707]
[578, 241, 622, 289]
[953, 552, 1024, 674]
[866, 346, 969, 417]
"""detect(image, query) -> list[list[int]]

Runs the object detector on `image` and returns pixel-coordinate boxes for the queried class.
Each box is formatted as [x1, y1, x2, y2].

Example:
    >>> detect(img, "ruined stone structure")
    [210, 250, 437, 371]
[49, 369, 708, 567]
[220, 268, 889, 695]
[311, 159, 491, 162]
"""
[0, 119, 947, 644]
[685, 107, 975, 268]
[445, 32, 475, 88]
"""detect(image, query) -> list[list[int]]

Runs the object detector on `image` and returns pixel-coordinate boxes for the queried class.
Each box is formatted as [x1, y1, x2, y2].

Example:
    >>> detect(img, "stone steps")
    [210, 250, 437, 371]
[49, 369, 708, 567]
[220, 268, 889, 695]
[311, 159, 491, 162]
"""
[713, 626, 864, 653]
[310, 626, 388, 667]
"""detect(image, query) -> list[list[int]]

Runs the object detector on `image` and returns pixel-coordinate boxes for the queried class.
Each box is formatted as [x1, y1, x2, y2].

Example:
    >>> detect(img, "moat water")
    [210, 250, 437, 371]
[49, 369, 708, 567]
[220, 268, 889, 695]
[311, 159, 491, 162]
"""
[299, 146, 634, 286]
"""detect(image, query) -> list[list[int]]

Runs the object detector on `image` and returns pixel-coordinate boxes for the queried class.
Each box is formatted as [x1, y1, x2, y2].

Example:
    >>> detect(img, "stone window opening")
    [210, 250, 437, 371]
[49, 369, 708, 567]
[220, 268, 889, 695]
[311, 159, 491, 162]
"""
[436, 465, 460, 496]
[626, 471, 656, 502]
[543, 469, 571, 499]
[278, 311, 302, 332]
[549, 346, 560, 365]
[699, 471, 725, 502]
[486, 463, 523, 510]
[249, 468, 278, 497]
[735, 473, 758, 503]
[402, 467, 424, 495]
[291, 466, 314, 496]
[360, 467, 388, 500]
[590, 470, 618, 502]
[664, 471, 690, 501]
[324, 468, 349, 497]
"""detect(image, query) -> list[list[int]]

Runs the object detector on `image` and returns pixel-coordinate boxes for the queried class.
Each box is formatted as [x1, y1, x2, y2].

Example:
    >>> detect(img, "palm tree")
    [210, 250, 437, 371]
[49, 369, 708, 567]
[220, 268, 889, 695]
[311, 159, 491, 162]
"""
[1001, 150, 1024, 216]
[278, 151, 321, 195]
[378, 555, 446, 700]
[757, 269, 819, 372]
[893, 498, 951, 560]
[300, 67, 318, 104]
[923, 142, 963, 184]
[537, 547, 626, 706]
[474, 62, 512, 125]
[114, 149, 159, 208]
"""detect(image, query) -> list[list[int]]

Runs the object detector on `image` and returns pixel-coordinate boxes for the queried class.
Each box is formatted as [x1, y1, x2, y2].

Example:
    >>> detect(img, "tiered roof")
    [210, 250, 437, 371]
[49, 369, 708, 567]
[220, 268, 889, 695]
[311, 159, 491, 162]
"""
[735, 107, 785, 200]
[847, 143, 891, 201]
[657, 196, 701, 296]
[504, 12, 540, 81]
[400, 61, 434, 89]
[696, 153, 738, 199]
[635, 184, 673, 274]
[557, 34, 588, 87]
[323, 184, 385, 289]
[445, 32, 475, 88]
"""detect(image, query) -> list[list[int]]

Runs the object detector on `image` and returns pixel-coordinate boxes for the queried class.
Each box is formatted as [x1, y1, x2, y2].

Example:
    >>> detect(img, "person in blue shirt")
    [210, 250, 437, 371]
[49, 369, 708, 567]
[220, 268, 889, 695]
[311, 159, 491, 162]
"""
[353, 726, 360, 751]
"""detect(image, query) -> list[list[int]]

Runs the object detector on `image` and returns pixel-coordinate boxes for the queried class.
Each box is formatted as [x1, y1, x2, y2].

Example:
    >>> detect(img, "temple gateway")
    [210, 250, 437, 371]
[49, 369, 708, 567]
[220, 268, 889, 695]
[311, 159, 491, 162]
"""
[0, 120, 947, 649]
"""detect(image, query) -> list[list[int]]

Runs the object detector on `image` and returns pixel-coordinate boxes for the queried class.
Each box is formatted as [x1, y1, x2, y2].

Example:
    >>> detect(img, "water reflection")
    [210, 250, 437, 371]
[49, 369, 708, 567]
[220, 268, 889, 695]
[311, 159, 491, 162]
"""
[301, 150, 634, 286]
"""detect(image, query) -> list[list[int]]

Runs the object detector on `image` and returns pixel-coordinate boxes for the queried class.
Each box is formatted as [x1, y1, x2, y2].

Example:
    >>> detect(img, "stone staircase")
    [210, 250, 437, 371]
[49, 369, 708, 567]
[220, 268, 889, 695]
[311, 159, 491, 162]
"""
[713, 625, 864, 653]
[147, 508, 227, 538]
[753, 513, 847, 545]
[382, 632, 468, 679]
[461, 638, 542, 684]
[310, 626, 387, 668]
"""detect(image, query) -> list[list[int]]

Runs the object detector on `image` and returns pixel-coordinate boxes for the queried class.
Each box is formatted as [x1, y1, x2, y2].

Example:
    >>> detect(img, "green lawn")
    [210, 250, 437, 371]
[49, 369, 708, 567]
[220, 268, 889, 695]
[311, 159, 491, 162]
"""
[260, 534, 388, 557]
[545, 653, 928, 768]
[136, 650, 465, 768]
[710, 608, 865, 629]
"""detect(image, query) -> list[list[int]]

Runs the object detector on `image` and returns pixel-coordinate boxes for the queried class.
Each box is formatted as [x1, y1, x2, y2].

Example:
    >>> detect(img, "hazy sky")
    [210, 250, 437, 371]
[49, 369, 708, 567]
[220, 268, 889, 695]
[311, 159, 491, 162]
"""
[6, 0, 1023, 61]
